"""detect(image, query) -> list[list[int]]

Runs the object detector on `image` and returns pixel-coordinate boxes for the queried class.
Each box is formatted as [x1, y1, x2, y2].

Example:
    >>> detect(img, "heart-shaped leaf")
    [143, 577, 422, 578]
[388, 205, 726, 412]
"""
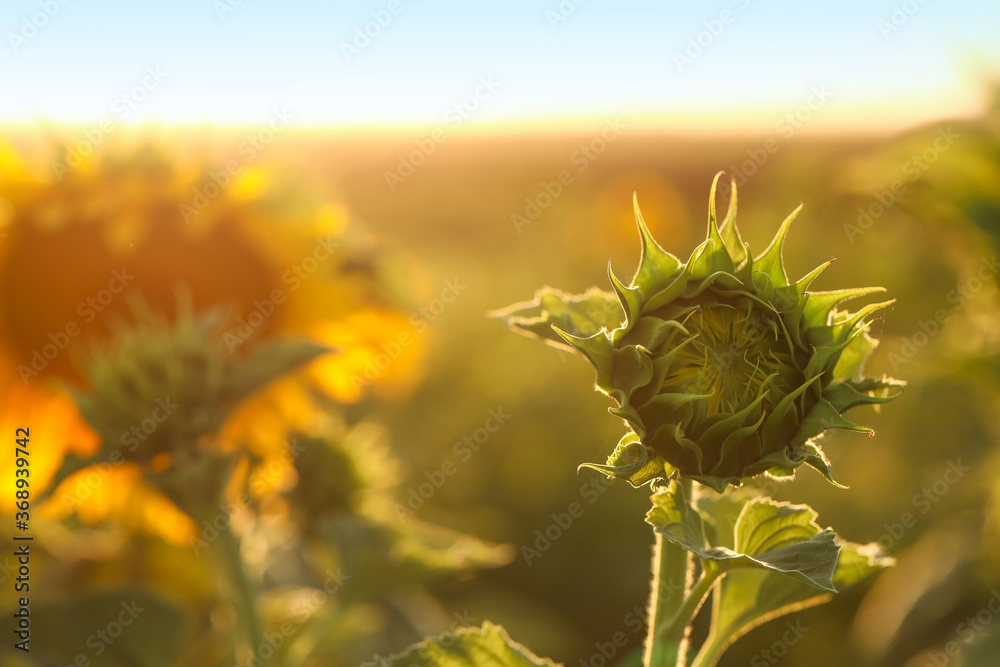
[685, 489, 893, 666]
[647, 483, 843, 591]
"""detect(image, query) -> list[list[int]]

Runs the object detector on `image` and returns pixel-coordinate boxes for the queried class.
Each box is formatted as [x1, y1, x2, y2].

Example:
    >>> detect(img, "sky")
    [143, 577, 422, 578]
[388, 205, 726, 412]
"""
[1, 0, 998, 133]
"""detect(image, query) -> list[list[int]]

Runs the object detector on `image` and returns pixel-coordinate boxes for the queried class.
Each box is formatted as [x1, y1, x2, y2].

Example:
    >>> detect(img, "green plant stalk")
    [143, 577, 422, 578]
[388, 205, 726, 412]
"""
[217, 527, 266, 664]
[643, 527, 692, 667]
[688, 578, 728, 667]
[644, 480, 722, 667]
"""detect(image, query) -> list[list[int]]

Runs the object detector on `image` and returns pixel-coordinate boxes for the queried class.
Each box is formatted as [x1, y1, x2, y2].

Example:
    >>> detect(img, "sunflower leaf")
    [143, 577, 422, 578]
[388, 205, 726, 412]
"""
[361, 622, 559, 667]
[686, 490, 893, 665]
[696, 540, 892, 664]
[648, 486, 849, 591]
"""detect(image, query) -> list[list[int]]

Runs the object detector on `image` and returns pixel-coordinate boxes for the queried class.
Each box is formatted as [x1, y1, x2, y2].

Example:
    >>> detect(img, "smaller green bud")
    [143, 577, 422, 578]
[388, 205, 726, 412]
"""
[72, 300, 329, 465]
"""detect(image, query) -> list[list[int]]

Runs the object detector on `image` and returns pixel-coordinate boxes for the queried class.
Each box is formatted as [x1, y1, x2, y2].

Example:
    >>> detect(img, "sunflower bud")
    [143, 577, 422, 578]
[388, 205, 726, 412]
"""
[63, 303, 330, 520]
[73, 302, 329, 466]
[496, 174, 903, 492]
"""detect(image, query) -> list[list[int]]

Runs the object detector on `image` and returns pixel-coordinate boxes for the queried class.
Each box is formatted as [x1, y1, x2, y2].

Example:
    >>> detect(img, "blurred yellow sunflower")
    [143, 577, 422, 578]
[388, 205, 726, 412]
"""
[0, 136, 425, 542]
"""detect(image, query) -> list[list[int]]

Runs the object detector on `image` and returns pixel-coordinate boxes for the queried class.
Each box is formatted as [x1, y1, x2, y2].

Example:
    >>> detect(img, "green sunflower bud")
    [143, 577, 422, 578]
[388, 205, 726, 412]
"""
[496, 174, 904, 492]
[72, 300, 329, 466]
[60, 301, 330, 521]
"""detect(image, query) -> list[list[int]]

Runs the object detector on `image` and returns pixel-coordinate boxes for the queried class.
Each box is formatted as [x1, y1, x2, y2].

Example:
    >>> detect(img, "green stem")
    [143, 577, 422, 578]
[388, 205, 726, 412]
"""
[681, 573, 726, 667]
[644, 481, 725, 667]
[689, 631, 727, 667]
[218, 527, 265, 664]
[664, 567, 722, 641]
[645, 480, 725, 667]
[643, 526, 693, 667]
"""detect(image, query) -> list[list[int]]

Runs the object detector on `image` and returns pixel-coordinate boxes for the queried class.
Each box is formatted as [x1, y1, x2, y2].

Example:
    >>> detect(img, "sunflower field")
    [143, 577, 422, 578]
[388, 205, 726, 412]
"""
[2, 3, 1000, 667]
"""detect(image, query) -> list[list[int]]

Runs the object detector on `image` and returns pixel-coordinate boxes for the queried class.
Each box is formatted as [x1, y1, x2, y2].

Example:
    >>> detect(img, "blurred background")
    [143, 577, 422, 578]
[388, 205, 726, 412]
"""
[2, 1, 1000, 666]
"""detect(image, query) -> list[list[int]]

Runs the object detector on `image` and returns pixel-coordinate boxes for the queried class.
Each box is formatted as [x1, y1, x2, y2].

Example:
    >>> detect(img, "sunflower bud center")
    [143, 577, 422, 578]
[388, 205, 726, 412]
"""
[663, 297, 787, 416]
